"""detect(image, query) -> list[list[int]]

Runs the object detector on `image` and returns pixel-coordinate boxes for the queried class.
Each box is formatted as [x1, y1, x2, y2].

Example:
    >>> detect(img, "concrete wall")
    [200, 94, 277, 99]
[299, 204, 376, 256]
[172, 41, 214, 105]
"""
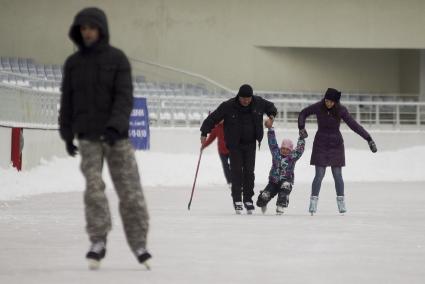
[0, 0, 424, 92]
[253, 47, 420, 93]
[0, 127, 12, 168]
[399, 50, 420, 94]
[420, 51, 425, 101]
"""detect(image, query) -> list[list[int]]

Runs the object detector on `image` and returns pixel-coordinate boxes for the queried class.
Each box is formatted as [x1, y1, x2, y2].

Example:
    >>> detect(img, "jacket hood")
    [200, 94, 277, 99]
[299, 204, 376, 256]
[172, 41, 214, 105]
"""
[69, 7, 109, 49]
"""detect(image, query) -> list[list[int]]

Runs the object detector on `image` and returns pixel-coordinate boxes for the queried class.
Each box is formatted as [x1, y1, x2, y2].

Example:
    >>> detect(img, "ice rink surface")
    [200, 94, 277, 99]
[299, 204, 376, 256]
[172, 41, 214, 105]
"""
[1, 181, 424, 284]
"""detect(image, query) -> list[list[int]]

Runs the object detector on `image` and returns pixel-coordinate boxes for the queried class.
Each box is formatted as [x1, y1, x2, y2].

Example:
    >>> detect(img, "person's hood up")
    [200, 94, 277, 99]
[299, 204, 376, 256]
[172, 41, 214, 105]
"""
[69, 7, 109, 49]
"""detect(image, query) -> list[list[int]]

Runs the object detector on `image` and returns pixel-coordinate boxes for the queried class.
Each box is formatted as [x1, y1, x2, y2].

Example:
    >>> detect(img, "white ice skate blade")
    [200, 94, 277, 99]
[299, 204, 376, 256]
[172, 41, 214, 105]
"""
[261, 207, 267, 214]
[142, 261, 151, 270]
[88, 259, 100, 270]
[246, 210, 253, 215]
[235, 210, 242, 215]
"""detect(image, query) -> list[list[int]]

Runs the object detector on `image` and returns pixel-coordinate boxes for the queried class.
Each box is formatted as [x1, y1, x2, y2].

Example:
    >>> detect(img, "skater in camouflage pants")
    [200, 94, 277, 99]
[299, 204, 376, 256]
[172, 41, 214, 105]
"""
[59, 7, 151, 269]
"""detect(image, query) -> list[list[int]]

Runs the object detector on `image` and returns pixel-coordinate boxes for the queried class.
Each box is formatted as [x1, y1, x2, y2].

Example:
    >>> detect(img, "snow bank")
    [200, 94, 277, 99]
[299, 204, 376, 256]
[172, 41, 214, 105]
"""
[1, 145, 424, 200]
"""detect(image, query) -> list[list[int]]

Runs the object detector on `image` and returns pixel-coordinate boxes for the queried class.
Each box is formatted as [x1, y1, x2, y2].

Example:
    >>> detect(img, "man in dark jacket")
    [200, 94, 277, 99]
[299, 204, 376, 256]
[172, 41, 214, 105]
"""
[200, 84, 277, 214]
[59, 7, 151, 269]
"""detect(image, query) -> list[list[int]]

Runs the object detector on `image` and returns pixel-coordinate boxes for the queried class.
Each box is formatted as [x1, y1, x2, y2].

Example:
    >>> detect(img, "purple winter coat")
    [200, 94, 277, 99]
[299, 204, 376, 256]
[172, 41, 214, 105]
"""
[298, 100, 371, 167]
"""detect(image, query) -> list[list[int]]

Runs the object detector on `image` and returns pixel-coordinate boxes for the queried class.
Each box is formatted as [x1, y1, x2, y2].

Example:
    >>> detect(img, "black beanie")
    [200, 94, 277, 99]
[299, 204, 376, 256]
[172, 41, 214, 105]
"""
[324, 88, 341, 102]
[237, 84, 253, 98]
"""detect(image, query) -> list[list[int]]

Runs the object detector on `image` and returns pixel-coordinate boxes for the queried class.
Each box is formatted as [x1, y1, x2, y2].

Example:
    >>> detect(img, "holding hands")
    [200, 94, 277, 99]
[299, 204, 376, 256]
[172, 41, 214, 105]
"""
[264, 116, 274, 129]
[299, 128, 308, 139]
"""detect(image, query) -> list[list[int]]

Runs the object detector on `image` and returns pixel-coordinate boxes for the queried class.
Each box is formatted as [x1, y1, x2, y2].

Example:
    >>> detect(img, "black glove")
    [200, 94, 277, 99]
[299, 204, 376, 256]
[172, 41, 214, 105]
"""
[66, 140, 78, 157]
[299, 128, 308, 139]
[102, 128, 121, 146]
[368, 139, 377, 153]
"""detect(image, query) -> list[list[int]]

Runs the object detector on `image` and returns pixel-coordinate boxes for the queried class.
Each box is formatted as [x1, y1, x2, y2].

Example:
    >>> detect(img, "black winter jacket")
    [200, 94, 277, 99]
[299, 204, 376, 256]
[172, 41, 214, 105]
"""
[200, 95, 277, 149]
[59, 7, 133, 142]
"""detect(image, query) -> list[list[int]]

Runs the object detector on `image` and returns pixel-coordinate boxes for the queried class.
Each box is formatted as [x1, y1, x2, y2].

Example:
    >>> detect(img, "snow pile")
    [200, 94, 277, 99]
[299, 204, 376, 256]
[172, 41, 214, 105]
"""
[0, 146, 424, 200]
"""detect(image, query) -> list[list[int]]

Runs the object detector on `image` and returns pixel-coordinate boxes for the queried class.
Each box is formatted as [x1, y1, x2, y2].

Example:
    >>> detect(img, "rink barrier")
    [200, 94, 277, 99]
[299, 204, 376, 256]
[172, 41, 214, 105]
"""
[1, 81, 425, 130]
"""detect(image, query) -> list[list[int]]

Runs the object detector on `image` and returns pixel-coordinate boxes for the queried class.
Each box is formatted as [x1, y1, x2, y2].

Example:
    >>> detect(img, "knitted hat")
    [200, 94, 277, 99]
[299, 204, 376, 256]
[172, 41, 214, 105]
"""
[281, 139, 294, 151]
[324, 88, 341, 102]
[237, 84, 253, 98]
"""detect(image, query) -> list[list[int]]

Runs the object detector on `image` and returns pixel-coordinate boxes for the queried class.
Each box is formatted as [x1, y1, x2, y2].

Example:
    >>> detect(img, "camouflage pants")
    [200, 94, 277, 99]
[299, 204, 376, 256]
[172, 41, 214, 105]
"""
[79, 139, 149, 253]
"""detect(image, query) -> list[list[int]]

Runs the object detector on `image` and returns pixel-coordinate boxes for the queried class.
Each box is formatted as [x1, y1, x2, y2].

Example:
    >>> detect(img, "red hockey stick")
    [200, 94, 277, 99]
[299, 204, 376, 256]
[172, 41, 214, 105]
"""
[187, 149, 203, 210]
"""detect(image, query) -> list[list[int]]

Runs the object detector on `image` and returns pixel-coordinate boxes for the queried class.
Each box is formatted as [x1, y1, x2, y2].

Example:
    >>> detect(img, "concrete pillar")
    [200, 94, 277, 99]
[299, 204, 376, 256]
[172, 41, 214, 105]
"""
[419, 50, 425, 101]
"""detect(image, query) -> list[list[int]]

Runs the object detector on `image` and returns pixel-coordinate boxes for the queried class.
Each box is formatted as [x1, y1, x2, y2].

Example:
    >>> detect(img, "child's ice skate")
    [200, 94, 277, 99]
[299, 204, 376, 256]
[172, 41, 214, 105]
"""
[276, 206, 285, 215]
[256, 191, 270, 214]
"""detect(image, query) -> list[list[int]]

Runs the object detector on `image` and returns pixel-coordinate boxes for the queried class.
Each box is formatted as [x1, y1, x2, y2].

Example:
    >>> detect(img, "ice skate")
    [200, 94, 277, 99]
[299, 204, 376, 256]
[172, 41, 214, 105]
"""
[86, 241, 106, 270]
[337, 196, 346, 214]
[309, 196, 318, 216]
[234, 201, 243, 214]
[276, 206, 285, 215]
[136, 248, 152, 270]
[244, 201, 255, 215]
[256, 191, 270, 214]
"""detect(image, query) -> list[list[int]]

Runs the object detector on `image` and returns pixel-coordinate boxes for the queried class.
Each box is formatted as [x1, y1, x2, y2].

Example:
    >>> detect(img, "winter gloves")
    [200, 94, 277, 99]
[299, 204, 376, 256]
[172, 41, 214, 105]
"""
[102, 127, 121, 146]
[66, 140, 78, 157]
[367, 137, 377, 153]
[65, 127, 122, 156]
[299, 128, 308, 139]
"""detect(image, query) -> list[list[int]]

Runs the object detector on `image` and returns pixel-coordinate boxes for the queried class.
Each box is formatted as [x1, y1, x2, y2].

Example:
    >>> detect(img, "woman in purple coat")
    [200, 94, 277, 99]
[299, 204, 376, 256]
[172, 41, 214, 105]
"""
[298, 88, 377, 215]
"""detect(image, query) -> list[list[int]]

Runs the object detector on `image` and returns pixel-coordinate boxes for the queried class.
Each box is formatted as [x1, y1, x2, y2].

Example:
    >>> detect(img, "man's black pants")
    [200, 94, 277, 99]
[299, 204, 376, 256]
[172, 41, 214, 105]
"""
[229, 143, 256, 203]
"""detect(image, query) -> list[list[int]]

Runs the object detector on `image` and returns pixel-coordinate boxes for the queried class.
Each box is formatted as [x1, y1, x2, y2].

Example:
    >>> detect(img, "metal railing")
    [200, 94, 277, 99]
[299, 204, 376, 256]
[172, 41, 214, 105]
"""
[0, 83, 59, 129]
[130, 58, 234, 98]
[256, 90, 419, 102]
[144, 97, 425, 129]
[272, 99, 425, 129]
[2, 80, 425, 130]
[1, 58, 425, 130]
